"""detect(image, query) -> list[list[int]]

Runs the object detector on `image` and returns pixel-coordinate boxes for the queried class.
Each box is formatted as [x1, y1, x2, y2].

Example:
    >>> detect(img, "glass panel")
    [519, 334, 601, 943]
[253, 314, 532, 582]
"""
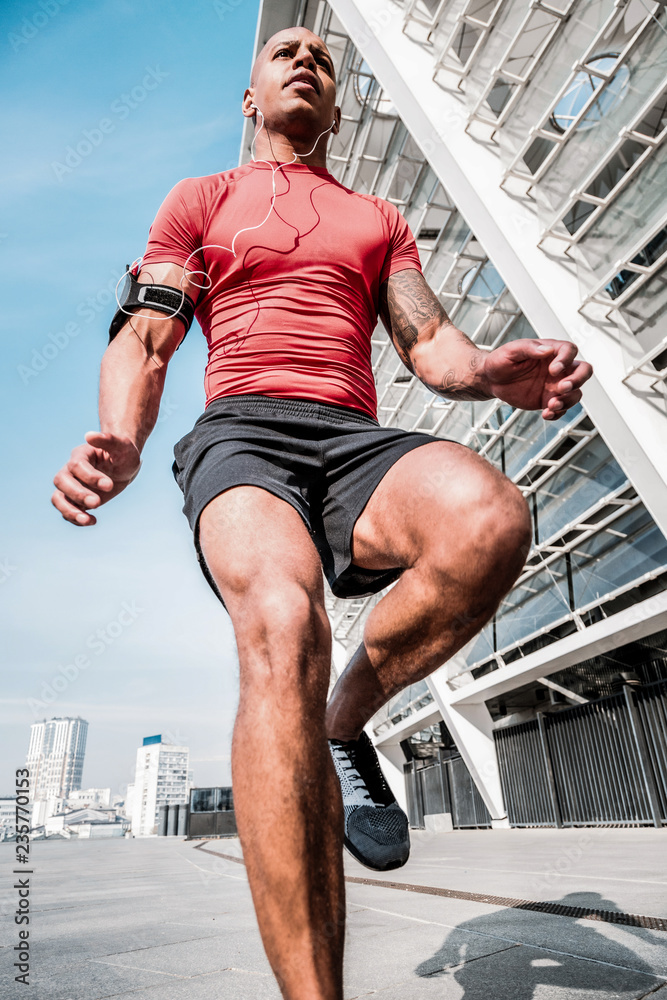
[364, 115, 398, 160]
[503, 7, 559, 80]
[496, 0, 620, 166]
[503, 406, 579, 480]
[495, 558, 571, 649]
[219, 788, 234, 811]
[387, 157, 423, 203]
[534, 436, 627, 543]
[384, 680, 433, 725]
[563, 199, 597, 235]
[605, 226, 667, 299]
[633, 86, 667, 139]
[463, 0, 543, 112]
[617, 262, 667, 353]
[577, 140, 667, 288]
[466, 622, 495, 665]
[549, 56, 628, 134]
[585, 138, 647, 199]
[572, 505, 667, 606]
[190, 788, 220, 813]
[353, 157, 380, 195]
[535, 16, 667, 228]
[454, 262, 505, 334]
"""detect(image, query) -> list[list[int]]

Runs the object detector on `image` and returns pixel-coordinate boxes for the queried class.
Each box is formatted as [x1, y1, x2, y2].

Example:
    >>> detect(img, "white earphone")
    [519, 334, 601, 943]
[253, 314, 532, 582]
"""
[114, 102, 338, 323]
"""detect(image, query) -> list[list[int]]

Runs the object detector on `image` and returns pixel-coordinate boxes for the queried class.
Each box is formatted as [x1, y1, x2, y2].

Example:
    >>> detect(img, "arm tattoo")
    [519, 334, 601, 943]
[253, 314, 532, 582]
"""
[379, 270, 448, 372]
[425, 372, 492, 401]
[422, 350, 492, 402]
[379, 270, 491, 401]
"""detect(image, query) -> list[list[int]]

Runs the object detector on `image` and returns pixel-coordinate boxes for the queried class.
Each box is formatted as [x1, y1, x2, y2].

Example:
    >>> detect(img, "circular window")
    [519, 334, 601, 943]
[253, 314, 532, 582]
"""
[352, 58, 395, 115]
[549, 54, 630, 133]
[458, 263, 504, 300]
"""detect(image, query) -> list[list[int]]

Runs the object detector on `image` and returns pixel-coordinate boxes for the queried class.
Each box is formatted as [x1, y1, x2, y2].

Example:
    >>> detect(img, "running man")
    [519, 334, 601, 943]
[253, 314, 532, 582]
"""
[52, 27, 592, 1000]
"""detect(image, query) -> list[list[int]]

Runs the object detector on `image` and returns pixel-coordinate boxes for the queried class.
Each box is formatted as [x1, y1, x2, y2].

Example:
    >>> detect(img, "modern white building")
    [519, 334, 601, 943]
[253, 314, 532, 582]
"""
[244, 0, 667, 829]
[130, 735, 190, 837]
[119, 785, 134, 819]
[67, 787, 112, 809]
[44, 807, 129, 839]
[26, 717, 88, 801]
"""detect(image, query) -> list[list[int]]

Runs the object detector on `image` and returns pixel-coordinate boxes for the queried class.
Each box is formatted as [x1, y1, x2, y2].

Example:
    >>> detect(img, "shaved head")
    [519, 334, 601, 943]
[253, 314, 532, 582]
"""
[251, 27, 335, 87]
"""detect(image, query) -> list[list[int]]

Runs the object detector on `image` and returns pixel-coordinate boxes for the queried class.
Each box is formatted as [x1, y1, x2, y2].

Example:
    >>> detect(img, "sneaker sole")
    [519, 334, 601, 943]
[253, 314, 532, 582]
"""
[343, 834, 410, 872]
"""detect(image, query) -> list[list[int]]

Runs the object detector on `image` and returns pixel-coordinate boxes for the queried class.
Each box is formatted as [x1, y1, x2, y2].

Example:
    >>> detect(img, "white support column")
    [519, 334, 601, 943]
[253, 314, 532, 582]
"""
[331, 637, 349, 680]
[374, 741, 409, 813]
[427, 663, 508, 825]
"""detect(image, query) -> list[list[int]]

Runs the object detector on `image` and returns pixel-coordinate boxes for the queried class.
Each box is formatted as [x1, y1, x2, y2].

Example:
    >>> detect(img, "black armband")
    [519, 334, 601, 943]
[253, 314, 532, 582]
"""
[108, 267, 196, 345]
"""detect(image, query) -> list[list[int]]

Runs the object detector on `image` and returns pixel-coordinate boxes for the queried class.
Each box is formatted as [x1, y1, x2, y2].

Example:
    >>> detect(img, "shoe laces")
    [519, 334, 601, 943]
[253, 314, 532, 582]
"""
[330, 742, 372, 802]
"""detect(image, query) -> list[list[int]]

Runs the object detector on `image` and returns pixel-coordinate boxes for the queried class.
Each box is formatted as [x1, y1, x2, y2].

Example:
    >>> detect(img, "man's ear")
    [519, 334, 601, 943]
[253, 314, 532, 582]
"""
[242, 88, 256, 119]
[332, 106, 342, 135]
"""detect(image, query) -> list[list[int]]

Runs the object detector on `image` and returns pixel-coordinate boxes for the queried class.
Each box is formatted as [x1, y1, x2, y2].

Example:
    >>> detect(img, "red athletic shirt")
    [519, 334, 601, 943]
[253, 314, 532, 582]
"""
[141, 160, 422, 418]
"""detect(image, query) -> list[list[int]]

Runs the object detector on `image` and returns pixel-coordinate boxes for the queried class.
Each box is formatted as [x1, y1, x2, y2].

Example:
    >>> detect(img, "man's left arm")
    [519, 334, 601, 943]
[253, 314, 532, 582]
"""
[379, 269, 592, 421]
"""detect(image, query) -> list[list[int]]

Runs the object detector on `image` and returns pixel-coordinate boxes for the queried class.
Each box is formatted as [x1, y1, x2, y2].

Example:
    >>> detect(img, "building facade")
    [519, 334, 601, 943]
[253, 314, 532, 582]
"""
[244, 0, 667, 828]
[130, 735, 190, 837]
[26, 717, 88, 801]
[0, 797, 15, 841]
[67, 788, 112, 809]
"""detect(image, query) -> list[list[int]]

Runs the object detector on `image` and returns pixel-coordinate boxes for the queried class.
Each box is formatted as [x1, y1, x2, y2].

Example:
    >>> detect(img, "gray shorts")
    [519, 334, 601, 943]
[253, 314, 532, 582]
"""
[172, 394, 435, 605]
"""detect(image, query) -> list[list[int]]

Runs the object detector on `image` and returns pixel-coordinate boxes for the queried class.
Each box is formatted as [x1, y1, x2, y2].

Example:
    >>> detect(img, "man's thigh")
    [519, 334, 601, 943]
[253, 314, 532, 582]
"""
[198, 485, 325, 615]
[351, 440, 522, 572]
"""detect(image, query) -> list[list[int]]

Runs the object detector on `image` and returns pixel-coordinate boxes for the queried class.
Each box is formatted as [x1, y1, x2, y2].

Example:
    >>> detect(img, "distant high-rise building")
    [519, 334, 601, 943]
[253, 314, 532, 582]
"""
[130, 735, 189, 837]
[26, 717, 88, 800]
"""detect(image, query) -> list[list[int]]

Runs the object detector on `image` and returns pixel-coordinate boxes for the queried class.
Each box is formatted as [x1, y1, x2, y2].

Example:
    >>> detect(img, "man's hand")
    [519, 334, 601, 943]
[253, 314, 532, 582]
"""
[482, 339, 593, 420]
[52, 432, 141, 526]
[379, 271, 593, 420]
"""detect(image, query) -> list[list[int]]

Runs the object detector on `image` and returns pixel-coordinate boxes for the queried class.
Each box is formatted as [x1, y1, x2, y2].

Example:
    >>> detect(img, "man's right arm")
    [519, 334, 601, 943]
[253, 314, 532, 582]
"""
[52, 262, 201, 526]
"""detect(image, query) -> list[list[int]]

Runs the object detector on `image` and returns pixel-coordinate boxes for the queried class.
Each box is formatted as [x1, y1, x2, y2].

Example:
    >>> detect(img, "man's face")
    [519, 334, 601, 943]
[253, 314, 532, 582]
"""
[244, 28, 339, 141]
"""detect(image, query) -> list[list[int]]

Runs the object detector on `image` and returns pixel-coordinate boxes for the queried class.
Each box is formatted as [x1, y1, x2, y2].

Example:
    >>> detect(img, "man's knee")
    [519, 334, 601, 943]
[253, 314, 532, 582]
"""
[487, 476, 532, 560]
[235, 582, 331, 692]
[431, 467, 531, 579]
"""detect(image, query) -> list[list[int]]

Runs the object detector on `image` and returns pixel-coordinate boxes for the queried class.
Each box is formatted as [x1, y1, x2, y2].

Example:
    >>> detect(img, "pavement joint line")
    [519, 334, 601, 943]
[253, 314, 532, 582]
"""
[421, 942, 521, 977]
[182, 854, 247, 881]
[193, 842, 667, 933]
[354, 903, 667, 981]
[90, 958, 271, 980]
[89, 932, 232, 959]
[637, 984, 667, 999]
[90, 959, 186, 978]
[403, 863, 667, 887]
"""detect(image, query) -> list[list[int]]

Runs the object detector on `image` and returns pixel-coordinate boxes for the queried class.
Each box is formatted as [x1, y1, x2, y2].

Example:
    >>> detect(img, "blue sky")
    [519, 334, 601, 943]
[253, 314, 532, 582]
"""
[0, 0, 260, 797]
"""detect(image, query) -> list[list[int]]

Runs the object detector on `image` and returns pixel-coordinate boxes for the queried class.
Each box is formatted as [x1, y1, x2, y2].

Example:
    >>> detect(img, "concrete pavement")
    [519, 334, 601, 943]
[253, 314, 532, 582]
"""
[2, 828, 666, 999]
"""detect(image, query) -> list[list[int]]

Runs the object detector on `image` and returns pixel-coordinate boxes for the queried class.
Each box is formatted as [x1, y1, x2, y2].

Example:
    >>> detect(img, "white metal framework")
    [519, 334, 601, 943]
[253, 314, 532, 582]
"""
[246, 0, 667, 819]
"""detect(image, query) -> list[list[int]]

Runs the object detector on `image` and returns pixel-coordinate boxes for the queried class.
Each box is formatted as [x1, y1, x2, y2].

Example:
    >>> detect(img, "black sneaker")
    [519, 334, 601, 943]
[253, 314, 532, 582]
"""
[329, 731, 410, 872]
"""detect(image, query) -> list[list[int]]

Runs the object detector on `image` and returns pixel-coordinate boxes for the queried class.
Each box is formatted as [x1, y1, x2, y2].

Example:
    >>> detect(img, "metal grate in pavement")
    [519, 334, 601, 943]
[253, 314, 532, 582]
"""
[193, 841, 667, 932]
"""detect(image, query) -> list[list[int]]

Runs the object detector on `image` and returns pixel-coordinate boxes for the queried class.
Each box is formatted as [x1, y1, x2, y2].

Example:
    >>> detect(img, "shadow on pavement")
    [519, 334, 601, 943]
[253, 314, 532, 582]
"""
[415, 892, 659, 999]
